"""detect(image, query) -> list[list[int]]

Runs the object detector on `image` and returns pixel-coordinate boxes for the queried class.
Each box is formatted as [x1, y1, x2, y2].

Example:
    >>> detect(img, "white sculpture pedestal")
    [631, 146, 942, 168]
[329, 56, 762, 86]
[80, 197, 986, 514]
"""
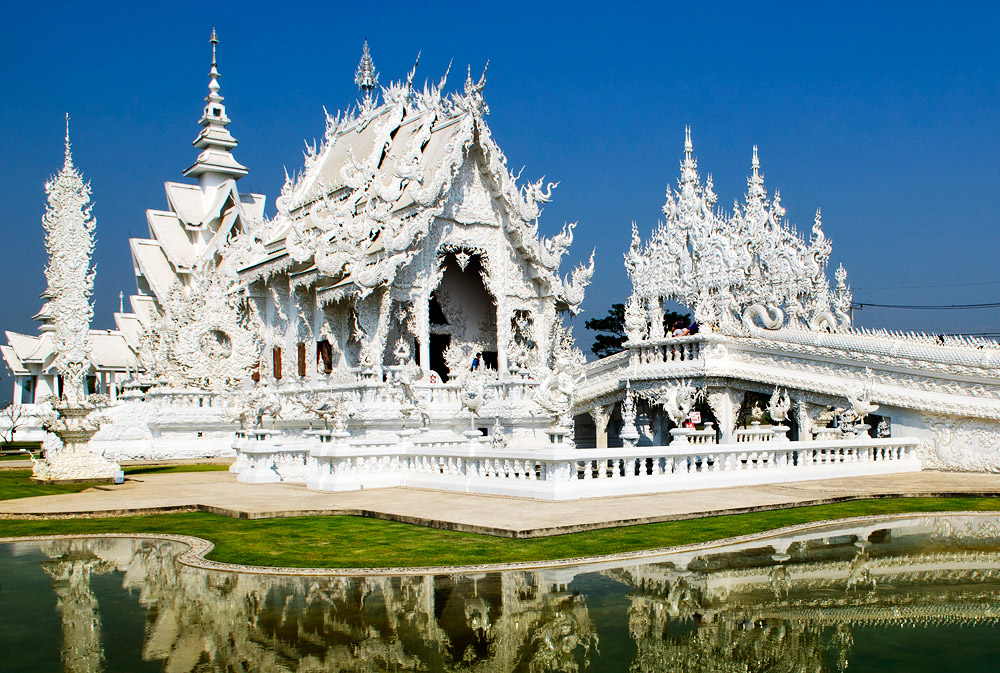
[32, 403, 122, 484]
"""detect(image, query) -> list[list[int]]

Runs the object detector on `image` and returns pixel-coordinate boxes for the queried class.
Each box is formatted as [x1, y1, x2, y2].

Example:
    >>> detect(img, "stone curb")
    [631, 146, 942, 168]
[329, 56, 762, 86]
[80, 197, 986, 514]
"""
[2, 490, 999, 538]
[1, 511, 990, 577]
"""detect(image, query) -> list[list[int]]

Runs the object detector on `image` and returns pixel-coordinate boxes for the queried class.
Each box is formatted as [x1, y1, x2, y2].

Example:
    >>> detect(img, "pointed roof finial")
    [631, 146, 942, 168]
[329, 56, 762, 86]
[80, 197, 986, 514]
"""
[63, 113, 73, 167]
[405, 51, 421, 89]
[355, 39, 378, 94]
[679, 126, 699, 184]
[183, 28, 248, 184]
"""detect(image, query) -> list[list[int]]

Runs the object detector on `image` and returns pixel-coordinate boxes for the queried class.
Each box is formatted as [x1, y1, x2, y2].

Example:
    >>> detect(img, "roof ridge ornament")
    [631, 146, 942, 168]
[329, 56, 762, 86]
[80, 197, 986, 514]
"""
[355, 39, 379, 94]
[405, 51, 420, 89]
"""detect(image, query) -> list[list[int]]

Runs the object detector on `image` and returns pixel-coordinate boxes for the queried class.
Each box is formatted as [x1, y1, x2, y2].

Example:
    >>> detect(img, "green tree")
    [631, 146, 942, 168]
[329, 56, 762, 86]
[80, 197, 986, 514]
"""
[585, 303, 690, 358]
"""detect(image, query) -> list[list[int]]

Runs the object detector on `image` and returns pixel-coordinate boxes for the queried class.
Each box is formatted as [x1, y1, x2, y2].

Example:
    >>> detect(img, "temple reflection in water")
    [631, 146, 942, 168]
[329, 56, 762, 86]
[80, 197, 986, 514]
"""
[5, 515, 1000, 672]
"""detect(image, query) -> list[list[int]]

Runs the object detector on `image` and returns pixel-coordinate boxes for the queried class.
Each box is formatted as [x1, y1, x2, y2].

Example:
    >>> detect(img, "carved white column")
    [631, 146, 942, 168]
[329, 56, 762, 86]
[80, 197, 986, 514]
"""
[796, 397, 812, 441]
[648, 298, 665, 339]
[419, 295, 431, 376]
[620, 387, 639, 449]
[589, 404, 613, 449]
[495, 298, 510, 377]
[707, 386, 737, 444]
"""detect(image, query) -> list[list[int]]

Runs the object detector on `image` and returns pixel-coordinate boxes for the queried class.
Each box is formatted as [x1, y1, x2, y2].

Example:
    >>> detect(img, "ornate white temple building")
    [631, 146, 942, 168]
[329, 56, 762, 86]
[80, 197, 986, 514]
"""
[3, 36, 999, 493]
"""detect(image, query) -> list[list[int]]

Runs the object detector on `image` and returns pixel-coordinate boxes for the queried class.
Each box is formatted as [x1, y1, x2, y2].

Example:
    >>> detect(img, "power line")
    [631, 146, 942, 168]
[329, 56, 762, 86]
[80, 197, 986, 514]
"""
[856, 280, 1000, 291]
[853, 301, 1000, 310]
[943, 332, 1000, 338]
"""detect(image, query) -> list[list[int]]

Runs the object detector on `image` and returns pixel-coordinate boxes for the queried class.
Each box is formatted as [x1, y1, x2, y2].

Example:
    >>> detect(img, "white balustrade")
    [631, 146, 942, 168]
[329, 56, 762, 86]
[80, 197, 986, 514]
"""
[735, 424, 776, 443]
[629, 336, 705, 368]
[238, 430, 920, 500]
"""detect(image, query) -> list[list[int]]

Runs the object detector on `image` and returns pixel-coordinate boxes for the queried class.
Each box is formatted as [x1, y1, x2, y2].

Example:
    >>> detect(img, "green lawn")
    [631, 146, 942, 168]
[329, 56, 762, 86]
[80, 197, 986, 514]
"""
[122, 464, 230, 476]
[0, 470, 96, 499]
[3, 496, 999, 569]
[0, 466, 229, 501]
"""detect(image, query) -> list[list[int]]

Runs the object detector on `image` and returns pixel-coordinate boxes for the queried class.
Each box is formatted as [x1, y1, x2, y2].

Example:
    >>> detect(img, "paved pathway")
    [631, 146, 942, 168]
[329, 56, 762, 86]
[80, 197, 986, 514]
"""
[2, 470, 997, 537]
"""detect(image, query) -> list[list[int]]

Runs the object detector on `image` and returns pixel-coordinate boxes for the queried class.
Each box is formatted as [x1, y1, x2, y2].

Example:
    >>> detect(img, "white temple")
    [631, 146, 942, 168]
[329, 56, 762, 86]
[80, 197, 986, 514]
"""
[3, 35, 1000, 493]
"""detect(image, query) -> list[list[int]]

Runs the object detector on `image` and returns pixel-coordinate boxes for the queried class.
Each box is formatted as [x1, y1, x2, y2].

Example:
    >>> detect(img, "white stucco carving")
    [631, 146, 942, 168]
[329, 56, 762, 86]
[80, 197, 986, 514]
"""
[625, 129, 850, 335]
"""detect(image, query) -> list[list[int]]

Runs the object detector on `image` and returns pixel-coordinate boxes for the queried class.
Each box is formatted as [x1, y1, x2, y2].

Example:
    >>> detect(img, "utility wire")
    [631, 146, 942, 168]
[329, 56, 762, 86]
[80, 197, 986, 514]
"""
[856, 280, 1000, 291]
[853, 301, 1000, 310]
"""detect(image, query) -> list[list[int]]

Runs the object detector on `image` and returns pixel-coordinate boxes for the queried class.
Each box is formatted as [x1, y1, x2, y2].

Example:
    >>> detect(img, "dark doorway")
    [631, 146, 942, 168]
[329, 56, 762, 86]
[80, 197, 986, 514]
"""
[430, 334, 451, 381]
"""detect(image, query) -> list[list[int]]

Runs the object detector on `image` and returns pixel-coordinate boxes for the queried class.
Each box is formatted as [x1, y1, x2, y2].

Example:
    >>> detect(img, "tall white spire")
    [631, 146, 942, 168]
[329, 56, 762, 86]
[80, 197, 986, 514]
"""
[184, 28, 248, 188]
[43, 114, 96, 404]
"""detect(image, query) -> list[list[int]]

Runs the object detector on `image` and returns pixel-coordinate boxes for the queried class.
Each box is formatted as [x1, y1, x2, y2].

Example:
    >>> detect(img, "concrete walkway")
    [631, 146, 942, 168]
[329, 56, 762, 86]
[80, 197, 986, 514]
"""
[2, 470, 998, 537]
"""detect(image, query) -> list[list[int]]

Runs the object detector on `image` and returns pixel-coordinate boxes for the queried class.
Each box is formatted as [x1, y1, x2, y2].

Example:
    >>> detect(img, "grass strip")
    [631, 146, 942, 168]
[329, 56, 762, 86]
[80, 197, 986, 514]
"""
[0, 466, 229, 500]
[122, 464, 230, 476]
[2, 497, 999, 569]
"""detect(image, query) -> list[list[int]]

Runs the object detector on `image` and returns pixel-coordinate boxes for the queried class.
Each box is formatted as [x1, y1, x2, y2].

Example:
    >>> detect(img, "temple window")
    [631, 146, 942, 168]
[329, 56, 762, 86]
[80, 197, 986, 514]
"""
[316, 340, 333, 373]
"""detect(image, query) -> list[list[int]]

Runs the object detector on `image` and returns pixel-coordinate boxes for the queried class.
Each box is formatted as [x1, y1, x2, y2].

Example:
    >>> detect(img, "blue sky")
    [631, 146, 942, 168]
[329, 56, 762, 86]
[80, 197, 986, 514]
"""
[1, 0, 998, 380]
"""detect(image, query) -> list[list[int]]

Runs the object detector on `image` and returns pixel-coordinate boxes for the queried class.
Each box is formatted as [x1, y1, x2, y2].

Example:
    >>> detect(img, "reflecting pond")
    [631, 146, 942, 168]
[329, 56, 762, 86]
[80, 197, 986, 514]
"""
[3, 514, 1000, 672]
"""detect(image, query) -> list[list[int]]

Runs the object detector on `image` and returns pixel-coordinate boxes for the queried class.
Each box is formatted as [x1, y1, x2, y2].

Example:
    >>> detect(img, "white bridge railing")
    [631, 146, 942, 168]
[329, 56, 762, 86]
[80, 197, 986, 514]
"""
[232, 433, 920, 500]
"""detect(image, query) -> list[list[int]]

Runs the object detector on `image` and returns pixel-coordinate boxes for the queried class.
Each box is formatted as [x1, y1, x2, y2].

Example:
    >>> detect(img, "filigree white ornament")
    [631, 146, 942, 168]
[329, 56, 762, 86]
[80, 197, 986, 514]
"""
[625, 129, 850, 335]
[33, 119, 120, 481]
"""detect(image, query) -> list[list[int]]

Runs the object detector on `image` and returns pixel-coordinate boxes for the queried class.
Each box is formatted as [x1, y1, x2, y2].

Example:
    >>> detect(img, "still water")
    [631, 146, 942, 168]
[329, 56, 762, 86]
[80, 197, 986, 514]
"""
[3, 514, 1000, 672]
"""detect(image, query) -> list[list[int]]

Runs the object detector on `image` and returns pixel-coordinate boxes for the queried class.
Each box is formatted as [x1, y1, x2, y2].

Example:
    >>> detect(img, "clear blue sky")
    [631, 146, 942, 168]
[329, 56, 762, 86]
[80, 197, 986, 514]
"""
[1, 1, 998, 384]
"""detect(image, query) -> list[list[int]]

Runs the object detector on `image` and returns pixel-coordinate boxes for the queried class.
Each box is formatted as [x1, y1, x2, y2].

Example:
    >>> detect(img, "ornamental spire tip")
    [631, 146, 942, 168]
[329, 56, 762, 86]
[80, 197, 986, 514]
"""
[63, 113, 73, 168]
[355, 39, 378, 94]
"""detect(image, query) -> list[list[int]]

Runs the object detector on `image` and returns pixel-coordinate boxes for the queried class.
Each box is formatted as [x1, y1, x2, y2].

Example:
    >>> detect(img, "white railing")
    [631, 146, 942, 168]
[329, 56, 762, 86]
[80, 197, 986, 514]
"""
[230, 432, 920, 500]
[812, 427, 841, 441]
[629, 335, 705, 368]
[735, 424, 776, 443]
[145, 388, 221, 408]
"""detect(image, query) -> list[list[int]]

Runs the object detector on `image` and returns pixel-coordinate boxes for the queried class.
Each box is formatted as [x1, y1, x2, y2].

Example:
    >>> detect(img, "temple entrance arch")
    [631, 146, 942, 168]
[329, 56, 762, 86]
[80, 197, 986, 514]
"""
[427, 252, 497, 382]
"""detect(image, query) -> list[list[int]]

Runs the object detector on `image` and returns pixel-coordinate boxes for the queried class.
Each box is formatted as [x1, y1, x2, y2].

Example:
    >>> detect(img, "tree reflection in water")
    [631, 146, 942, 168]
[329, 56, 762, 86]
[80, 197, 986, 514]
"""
[7, 514, 1000, 672]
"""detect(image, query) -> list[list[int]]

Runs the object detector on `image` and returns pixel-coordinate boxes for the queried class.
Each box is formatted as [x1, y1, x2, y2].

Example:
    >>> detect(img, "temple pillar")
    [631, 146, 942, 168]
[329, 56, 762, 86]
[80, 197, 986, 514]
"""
[419, 291, 431, 376]
[285, 278, 296, 379]
[589, 405, 613, 449]
[796, 397, 812, 441]
[648, 298, 665, 339]
[707, 386, 737, 443]
[496, 299, 510, 377]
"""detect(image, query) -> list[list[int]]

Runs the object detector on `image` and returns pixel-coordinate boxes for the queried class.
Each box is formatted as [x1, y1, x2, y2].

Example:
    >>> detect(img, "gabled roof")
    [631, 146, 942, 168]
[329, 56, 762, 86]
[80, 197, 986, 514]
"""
[1, 344, 27, 376]
[147, 210, 195, 269]
[129, 292, 160, 326]
[240, 72, 593, 311]
[4, 331, 43, 362]
[113, 312, 145, 348]
[164, 182, 207, 226]
[130, 239, 178, 305]
[88, 331, 139, 370]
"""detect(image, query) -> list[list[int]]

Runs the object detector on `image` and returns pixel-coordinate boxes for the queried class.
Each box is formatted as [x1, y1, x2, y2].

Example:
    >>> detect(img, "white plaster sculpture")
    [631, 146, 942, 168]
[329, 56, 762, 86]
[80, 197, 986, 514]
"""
[625, 128, 852, 335]
[768, 388, 791, 423]
[768, 388, 792, 441]
[658, 383, 699, 427]
[32, 118, 121, 482]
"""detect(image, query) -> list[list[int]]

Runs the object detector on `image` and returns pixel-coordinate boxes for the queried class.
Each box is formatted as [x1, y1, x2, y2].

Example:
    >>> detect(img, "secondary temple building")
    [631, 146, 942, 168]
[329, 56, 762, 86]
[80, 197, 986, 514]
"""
[3, 37, 1000, 493]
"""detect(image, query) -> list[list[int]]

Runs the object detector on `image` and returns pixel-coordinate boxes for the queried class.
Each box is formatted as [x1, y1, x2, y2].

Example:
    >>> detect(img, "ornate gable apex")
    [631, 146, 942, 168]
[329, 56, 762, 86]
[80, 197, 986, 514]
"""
[247, 59, 593, 312]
